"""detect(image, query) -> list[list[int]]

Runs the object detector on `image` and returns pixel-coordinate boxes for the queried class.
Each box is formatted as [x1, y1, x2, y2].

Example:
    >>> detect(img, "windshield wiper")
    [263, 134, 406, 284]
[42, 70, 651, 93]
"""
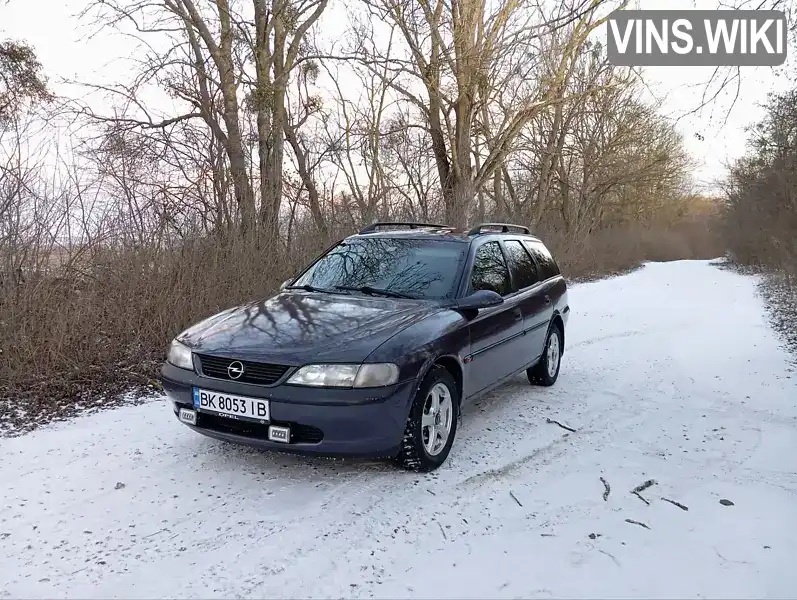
[285, 284, 336, 294]
[335, 285, 417, 300]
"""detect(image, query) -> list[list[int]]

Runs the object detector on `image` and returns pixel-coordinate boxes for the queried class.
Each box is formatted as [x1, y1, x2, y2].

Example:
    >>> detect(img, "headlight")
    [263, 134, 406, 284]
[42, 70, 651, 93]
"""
[167, 339, 194, 370]
[287, 363, 399, 388]
[354, 363, 400, 387]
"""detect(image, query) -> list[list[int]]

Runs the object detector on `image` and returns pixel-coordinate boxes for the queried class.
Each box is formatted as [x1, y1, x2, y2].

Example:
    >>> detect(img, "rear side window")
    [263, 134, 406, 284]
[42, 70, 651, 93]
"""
[503, 240, 540, 291]
[523, 241, 561, 280]
[470, 242, 511, 296]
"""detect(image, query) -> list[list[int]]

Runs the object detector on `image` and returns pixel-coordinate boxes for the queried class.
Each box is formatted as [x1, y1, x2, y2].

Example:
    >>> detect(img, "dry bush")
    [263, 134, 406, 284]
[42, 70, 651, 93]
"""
[722, 89, 797, 274]
[0, 233, 330, 432]
[720, 88, 797, 359]
[0, 205, 724, 435]
[543, 213, 724, 281]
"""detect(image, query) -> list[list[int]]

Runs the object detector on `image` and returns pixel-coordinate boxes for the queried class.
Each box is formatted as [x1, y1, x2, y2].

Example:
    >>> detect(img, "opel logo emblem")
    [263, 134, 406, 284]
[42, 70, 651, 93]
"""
[227, 361, 244, 380]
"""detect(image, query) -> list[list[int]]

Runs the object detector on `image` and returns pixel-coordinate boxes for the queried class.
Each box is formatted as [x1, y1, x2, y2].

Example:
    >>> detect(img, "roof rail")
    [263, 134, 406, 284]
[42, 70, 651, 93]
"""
[467, 222, 531, 235]
[358, 221, 450, 234]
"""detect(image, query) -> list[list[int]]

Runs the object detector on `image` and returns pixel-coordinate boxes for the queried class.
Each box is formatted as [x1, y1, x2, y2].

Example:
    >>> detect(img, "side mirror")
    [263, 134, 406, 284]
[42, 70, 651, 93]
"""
[455, 289, 504, 311]
[279, 279, 292, 291]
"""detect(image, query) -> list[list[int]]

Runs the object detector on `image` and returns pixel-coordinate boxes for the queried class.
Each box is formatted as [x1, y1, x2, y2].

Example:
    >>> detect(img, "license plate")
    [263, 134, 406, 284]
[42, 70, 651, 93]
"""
[179, 408, 197, 425]
[192, 388, 270, 422]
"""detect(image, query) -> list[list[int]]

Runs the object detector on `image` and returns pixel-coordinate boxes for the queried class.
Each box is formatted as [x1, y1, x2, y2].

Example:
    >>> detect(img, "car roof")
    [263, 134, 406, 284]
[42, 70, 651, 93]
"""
[346, 224, 543, 245]
[346, 228, 471, 243]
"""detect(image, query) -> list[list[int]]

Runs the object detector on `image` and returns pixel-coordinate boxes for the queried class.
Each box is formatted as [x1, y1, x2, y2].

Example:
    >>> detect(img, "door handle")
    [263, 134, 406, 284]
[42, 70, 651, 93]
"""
[544, 295, 551, 305]
[513, 309, 523, 321]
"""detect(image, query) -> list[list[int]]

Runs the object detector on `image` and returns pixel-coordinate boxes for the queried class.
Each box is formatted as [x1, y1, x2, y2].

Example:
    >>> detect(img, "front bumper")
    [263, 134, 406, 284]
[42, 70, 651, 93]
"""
[161, 362, 416, 458]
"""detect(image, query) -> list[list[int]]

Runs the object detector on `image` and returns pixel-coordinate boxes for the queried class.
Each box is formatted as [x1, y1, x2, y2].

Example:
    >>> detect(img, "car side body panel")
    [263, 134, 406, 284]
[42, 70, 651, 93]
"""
[363, 307, 470, 389]
[462, 301, 524, 398]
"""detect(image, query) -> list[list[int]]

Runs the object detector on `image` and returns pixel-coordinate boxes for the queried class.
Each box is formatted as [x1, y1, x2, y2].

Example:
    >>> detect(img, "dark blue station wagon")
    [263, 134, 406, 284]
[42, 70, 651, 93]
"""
[161, 222, 570, 471]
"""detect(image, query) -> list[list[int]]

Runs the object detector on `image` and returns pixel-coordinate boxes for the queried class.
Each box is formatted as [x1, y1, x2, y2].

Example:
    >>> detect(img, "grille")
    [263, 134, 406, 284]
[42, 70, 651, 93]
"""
[197, 354, 290, 385]
[196, 412, 323, 444]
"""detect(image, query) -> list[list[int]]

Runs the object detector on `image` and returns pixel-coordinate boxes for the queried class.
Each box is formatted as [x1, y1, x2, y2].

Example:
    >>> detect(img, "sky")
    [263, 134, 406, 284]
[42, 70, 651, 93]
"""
[2, 0, 793, 195]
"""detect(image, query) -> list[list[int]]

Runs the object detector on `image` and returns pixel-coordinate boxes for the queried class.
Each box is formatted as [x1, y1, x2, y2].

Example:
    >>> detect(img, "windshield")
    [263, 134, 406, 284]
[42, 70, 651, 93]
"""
[293, 237, 466, 300]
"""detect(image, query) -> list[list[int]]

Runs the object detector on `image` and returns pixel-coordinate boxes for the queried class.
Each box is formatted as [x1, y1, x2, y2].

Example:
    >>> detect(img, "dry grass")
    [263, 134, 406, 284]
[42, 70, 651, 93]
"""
[545, 215, 724, 281]
[0, 235, 322, 434]
[0, 215, 724, 435]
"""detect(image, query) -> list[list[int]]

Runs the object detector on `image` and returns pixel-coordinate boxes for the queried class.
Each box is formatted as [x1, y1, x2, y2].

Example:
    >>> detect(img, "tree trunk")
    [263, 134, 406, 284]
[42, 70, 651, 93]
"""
[258, 87, 285, 244]
[216, 0, 255, 236]
[447, 176, 473, 229]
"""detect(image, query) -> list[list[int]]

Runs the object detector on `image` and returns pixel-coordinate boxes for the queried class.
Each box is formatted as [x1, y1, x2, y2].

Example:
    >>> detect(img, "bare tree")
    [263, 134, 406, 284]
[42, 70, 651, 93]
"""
[82, 0, 328, 240]
[352, 0, 625, 227]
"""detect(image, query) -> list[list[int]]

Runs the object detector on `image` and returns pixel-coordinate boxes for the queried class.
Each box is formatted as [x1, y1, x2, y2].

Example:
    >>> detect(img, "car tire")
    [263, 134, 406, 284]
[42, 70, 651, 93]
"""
[395, 366, 459, 472]
[528, 322, 563, 387]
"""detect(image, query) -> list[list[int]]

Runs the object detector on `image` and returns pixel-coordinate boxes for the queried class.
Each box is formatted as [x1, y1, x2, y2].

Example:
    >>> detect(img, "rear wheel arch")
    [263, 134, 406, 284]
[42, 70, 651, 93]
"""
[550, 313, 565, 355]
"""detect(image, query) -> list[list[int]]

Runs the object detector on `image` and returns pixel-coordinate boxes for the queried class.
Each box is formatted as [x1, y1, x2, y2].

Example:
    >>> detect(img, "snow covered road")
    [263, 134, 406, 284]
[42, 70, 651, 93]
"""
[2, 260, 796, 599]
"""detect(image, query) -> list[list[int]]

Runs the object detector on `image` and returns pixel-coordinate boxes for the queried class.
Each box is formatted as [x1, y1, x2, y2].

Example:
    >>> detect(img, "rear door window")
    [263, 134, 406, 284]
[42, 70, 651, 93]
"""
[523, 241, 561, 280]
[470, 241, 511, 296]
[503, 240, 540, 291]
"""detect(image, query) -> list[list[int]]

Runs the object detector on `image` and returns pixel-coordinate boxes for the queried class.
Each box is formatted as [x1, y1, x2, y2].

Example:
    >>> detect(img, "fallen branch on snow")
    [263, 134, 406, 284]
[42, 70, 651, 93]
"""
[625, 518, 650, 530]
[628, 479, 656, 505]
[600, 477, 611, 501]
[509, 490, 523, 507]
[546, 417, 577, 433]
[631, 479, 657, 494]
[661, 497, 688, 511]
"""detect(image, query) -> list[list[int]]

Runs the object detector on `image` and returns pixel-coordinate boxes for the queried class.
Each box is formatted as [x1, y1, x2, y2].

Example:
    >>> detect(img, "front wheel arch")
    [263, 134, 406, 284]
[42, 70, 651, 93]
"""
[414, 354, 464, 405]
[431, 355, 463, 404]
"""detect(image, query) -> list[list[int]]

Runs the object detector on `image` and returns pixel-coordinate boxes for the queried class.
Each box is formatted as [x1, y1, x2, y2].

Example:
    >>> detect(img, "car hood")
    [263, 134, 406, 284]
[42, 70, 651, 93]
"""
[177, 291, 444, 365]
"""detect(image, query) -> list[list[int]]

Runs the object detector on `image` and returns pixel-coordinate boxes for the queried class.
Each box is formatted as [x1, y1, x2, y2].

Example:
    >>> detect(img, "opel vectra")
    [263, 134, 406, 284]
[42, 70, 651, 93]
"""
[161, 222, 569, 471]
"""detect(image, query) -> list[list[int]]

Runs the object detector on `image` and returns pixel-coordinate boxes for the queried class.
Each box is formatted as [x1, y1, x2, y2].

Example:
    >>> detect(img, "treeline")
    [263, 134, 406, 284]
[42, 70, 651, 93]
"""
[722, 85, 797, 353]
[723, 88, 797, 273]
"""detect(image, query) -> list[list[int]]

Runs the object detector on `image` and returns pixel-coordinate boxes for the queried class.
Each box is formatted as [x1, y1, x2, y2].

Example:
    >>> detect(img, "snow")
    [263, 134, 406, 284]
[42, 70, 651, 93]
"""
[2, 259, 796, 599]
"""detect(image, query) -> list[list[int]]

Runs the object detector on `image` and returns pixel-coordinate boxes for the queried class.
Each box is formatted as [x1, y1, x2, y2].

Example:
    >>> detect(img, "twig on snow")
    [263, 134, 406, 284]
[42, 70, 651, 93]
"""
[625, 518, 650, 530]
[599, 548, 621, 568]
[715, 547, 749, 565]
[437, 521, 447, 541]
[142, 528, 167, 539]
[632, 491, 650, 505]
[509, 490, 523, 507]
[631, 479, 656, 494]
[546, 417, 577, 433]
[661, 497, 689, 511]
[600, 476, 611, 501]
